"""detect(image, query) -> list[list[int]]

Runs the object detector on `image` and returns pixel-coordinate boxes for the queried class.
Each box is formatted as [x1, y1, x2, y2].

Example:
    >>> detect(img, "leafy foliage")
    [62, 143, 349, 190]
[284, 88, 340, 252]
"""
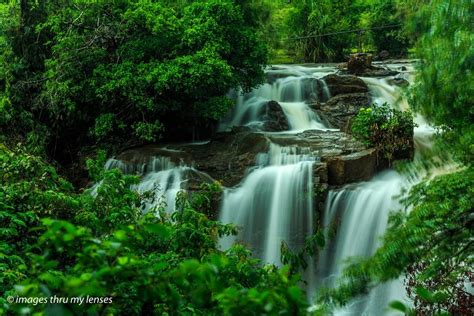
[402, 0, 474, 164]
[286, 0, 354, 62]
[351, 103, 415, 165]
[268, 0, 409, 62]
[0, 143, 312, 315]
[0, 0, 267, 161]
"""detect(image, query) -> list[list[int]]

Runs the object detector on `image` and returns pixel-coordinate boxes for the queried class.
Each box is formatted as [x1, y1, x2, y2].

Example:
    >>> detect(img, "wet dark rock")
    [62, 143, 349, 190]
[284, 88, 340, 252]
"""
[268, 130, 366, 159]
[313, 162, 329, 213]
[387, 77, 409, 87]
[378, 50, 390, 60]
[323, 74, 368, 96]
[360, 68, 399, 77]
[261, 101, 290, 132]
[183, 169, 216, 191]
[326, 149, 378, 185]
[316, 93, 371, 131]
[347, 53, 373, 75]
[338, 53, 399, 77]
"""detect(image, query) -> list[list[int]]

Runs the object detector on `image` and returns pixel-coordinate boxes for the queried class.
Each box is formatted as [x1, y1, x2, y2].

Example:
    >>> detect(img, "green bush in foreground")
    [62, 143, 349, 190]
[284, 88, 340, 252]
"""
[351, 103, 416, 165]
[0, 143, 311, 315]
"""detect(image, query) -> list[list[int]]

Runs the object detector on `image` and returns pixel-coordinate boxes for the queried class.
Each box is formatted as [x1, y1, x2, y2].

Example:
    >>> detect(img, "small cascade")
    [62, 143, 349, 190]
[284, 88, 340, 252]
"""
[219, 66, 334, 132]
[102, 155, 193, 214]
[317, 171, 409, 315]
[316, 68, 451, 315]
[219, 143, 318, 294]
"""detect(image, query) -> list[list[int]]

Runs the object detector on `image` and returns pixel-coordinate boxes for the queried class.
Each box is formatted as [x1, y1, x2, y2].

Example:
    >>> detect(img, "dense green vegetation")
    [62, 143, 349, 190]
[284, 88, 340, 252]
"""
[351, 103, 415, 165]
[0, 0, 267, 162]
[1, 0, 472, 315]
[1, 145, 311, 315]
[249, 0, 408, 63]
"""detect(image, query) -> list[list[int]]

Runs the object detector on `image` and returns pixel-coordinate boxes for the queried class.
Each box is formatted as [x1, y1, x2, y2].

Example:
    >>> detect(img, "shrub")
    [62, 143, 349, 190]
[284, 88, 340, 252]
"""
[351, 103, 416, 165]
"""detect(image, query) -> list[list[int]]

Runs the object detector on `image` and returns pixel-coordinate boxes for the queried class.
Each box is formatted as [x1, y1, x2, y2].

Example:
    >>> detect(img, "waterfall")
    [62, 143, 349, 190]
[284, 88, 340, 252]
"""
[218, 63, 433, 313]
[315, 66, 444, 315]
[100, 155, 193, 214]
[96, 62, 447, 314]
[220, 144, 316, 262]
[219, 66, 334, 132]
[317, 171, 409, 315]
[219, 143, 317, 295]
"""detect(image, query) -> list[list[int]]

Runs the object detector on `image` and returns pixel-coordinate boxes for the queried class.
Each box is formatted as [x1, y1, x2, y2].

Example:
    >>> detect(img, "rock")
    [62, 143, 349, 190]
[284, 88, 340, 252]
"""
[313, 162, 329, 213]
[378, 50, 390, 60]
[261, 100, 290, 132]
[322, 74, 368, 96]
[183, 169, 216, 192]
[359, 68, 399, 77]
[114, 147, 191, 174]
[325, 149, 378, 185]
[111, 128, 379, 190]
[316, 92, 371, 131]
[339, 53, 399, 77]
[347, 53, 373, 75]
[387, 77, 409, 87]
[179, 131, 270, 187]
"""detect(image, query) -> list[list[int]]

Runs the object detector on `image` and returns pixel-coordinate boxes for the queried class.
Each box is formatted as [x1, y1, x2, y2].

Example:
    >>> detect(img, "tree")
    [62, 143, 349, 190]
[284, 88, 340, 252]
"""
[287, 0, 355, 62]
[403, 0, 474, 165]
[367, 0, 408, 56]
[351, 103, 415, 165]
[0, 0, 268, 163]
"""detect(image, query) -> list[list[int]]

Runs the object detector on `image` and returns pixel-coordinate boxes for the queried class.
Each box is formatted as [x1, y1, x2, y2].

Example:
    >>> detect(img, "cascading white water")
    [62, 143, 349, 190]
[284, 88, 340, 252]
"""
[219, 143, 318, 295]
[220, 144, 316, 262]
[219, 65, 334, 132]
[102, 156, 192, 213]
[315, 64, 445, 315]
[317, 171, 410, 315]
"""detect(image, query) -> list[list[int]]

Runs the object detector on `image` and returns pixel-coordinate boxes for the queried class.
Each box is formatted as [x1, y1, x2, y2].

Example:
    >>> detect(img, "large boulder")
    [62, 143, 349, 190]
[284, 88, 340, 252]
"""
[325, 149, 378, 185]
[322, 74, 368, 96]
[338, 53, 399, 77]
[180, 131, 269, 187]
[347, 53, 373, 75]
[261, 100, 290, 131]
[316, 93, 371, 131]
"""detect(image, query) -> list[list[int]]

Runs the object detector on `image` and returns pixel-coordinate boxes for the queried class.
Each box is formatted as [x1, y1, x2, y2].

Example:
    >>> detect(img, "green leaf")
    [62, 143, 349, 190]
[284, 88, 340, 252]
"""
[389, 300, 407, 313]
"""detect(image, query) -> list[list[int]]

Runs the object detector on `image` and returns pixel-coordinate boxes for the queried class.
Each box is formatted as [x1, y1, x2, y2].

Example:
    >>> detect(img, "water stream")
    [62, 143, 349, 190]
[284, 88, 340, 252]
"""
[101, 156, 193, 214]
[100, 62, 442, 315]
[219, 65, 334, 132]
[219, 62, 433, 314]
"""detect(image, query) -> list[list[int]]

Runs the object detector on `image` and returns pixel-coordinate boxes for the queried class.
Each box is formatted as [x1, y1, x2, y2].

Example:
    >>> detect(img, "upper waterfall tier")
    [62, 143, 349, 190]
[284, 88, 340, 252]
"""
[219, 65, 338, 132]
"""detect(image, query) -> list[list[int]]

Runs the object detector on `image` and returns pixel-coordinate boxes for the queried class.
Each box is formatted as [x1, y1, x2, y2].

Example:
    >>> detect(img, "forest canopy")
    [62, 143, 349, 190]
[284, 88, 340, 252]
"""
[1, 0, 267, 160]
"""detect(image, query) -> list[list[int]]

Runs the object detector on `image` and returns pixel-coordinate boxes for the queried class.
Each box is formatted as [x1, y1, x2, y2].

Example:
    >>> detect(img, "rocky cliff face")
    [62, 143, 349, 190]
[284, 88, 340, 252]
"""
[114, 128, 378, 189]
